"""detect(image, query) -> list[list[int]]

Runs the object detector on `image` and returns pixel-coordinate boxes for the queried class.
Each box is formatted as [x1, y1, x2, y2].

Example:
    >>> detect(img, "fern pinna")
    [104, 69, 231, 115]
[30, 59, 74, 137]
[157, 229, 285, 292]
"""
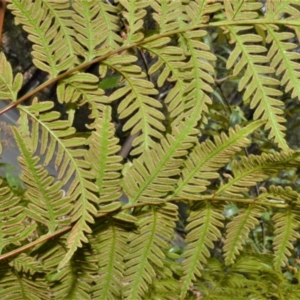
[0, 1, 300, 299]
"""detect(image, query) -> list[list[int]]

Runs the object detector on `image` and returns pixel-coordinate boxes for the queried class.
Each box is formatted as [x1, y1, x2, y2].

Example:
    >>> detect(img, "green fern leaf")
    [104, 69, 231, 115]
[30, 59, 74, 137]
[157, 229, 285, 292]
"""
[90, 220, 129, 300]
[86, 105, 123, 212]
[107, 54, 165, 155]
[223, 205, 265, 265]
[216, 151, 300, 198]
[12, 128, 72, 232]
[0, 52, 23, 100]
[72, 0, 120, 60]
[119, 0, 148, 45]
[122, 96, 203, 204]
[0, 178, 36, 255]
[180, 201, 224, 299]
[150, 0, 182, 32]
[265, 25, 300, 100]
[8, 0, 76, 77]
[225, 15, 287, 148]
[0, 264, 50, 300]
[123, 203, 177, 299]
[174, 121, 264, 198]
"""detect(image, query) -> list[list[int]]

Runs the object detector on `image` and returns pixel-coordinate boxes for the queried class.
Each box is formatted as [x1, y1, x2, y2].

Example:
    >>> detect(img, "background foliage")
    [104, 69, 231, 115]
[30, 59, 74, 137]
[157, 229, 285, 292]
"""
[0, 0, 300, 299]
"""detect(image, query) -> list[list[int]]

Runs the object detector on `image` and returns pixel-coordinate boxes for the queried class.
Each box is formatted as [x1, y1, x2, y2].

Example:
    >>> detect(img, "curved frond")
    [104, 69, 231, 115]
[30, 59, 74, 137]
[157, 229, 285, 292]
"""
[0, 178, 36, 254]
[8, 0, 75, 77]
[72, 0, 120, 61]
[180, 201, 224, 299]
[122, 95, 204, 204]
[174, 121, 264, 198]
[12, 128, 72, 232]
[56, 72, 108, 121]
[15, 99, 98, 269]
[107, 54, 165, 155]
[9, 253, 44, 275]
[223, 205, 264, 265]
[225, 22, 287, 148]
[216, 151, 300, 198]
[123, 203, 177, 299]
[86, 105, 123, 212]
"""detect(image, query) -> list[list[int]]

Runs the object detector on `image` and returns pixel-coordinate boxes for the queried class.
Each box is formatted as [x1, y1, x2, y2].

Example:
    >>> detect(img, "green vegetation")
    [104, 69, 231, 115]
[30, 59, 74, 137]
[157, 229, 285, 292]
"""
[0, 1, 300, 299]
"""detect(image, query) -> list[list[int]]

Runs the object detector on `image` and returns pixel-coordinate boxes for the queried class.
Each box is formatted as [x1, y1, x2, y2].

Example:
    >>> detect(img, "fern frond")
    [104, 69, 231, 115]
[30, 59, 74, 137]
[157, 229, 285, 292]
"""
[9, 253, 44, 275]
[86, 106, 123, 212]
[224, 0, 262, 20]
[42, 242, 95, 299]
[0, 178, 36, 254]
[123, 203, 177, 299]
[8, 0, 75, 77]
[42, 0, 77, 64]
[72, 0, 120, 61]
[261, 185, 300, 269]
[118, 0, 148, 45]
[0, 264, 50, 300]
[0, 52, 23, 101]
[150, 0, 182, 33]
[225, 23, 287, 148]
[223, 205, 264, 265]
[12, 128, 72, 232]
[122, 95, 203, 204]
[143, 38, 188, 123]
[265, 25, 300, 100]
[174, 121, 264, 198]
[90, 220, 129, 300]
[176, 29, 215, 126]
[56, 72, 108, 122]
[107, 54, 165, 155]
[15, 100, 98, 268]
[180, 201, 224, 299]
[183, 0, 223, 25]
[216, 150, 300, 198]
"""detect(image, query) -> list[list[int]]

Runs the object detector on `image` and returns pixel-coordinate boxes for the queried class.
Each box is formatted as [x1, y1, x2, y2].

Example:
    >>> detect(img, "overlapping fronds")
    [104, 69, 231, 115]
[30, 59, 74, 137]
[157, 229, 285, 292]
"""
[123, 203, 178, 299]
[12, 128, 72, 232]
[0, 264, 50, 300]
[107, 54, 165, 155]
[174, 121, 263, 198]
[56, 72, 109, 122]
[143, 38, 187, 123]
[2, 0, 300, 299]
[122, 96, 203, 204]
[180, 201, 224, 298]
[0, 177, 36, 254]
[72, 0, 117, 61]
[90, 220, 129, 300]
[8, 0, 75, 77]
[15, 100, 99, 268]
[216, 151, 300, 198]
[40, 242, 95, 299]
[224, 2, 288, 149]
